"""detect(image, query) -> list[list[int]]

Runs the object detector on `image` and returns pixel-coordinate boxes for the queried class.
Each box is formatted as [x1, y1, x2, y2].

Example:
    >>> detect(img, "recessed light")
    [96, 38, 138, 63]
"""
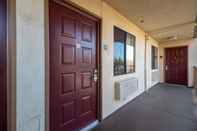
[140, 19, 144, 23]
[167, 36, 177, 40]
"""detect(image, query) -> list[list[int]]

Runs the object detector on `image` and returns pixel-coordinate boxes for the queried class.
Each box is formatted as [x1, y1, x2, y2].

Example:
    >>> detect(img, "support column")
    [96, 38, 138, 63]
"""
[16, 0, 45, 131]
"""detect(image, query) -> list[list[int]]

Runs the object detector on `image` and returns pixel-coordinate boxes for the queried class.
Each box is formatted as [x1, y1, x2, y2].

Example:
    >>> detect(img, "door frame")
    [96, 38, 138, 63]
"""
[47, 0, 102, 130]
[0, 0, 7, 130]
[164, 46, 189, 86]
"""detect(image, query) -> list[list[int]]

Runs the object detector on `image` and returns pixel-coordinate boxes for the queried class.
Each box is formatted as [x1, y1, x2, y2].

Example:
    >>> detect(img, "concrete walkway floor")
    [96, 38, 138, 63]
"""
[92, 83, 197, 131]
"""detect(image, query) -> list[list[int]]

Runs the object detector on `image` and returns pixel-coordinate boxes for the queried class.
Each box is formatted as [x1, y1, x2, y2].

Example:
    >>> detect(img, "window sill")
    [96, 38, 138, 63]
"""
[114, 72, 136, 79]
[152, 69, 159, 72]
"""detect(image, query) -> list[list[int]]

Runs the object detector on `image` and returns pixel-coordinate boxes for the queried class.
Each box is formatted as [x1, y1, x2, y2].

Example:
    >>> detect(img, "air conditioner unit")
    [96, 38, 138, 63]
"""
[115, 78, 138, 101]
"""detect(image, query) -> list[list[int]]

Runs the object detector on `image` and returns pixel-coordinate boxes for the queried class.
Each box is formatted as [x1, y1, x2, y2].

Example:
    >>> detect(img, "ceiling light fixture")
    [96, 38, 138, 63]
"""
[140, 19, 144, 23]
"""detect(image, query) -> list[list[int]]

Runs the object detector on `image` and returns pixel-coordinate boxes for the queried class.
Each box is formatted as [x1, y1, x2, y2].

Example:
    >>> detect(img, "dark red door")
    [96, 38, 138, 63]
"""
[49, 1, 98, 131]
[0, 0, 7, 130]
[165, 46, 188, 85]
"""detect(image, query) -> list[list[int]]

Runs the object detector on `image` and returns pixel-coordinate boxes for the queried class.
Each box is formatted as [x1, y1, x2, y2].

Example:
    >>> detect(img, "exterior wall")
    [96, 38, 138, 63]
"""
[101, 2, 145, 118]
[70, 0, 102, 17]
[146, 37, 160, 89]
[70, 0, 159, 118]
[159, 46, 165, 83]
[189, 39, 197, 86]
[159, 38, 197, 87]
[14, 0, 159, 131]
[16, 0, 45, 131]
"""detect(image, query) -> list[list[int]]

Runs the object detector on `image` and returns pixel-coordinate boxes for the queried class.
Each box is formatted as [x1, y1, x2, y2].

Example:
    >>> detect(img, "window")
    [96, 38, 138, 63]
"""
[151, 46, 158, 70]
[114, 26, 135, 76]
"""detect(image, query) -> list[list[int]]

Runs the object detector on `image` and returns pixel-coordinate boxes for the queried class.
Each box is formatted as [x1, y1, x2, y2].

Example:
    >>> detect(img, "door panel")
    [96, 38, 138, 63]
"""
[50, 2, 98, 131]
[0, 0, 7, 130]
[165, 47, 188, 85]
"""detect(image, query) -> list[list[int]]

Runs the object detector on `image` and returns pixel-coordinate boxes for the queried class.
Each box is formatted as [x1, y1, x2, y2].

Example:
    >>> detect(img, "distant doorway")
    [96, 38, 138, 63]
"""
[0, 0, 7, 130]
[165, 46, 188, 85]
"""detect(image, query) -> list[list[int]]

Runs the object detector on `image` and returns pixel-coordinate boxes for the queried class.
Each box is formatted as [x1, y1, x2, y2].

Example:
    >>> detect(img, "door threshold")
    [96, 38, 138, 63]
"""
[80, 120, 99, 131]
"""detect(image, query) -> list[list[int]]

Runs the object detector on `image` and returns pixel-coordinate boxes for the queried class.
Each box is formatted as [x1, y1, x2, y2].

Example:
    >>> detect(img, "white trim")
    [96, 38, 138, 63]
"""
[152, 69, 159, 72]
[80, 120, 99, 131]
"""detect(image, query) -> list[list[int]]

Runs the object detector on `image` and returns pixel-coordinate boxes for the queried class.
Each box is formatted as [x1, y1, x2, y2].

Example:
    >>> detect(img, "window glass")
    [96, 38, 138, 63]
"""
[126, 34, 135, 73]
[114, 27, 126, 75]
[114, 26, 136, 76]
[152, 46, 158, 70]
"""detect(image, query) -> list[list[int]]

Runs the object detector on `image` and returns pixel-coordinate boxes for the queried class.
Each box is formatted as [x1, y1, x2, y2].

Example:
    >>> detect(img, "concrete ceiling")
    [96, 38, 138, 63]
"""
[104, 0, 197, 42]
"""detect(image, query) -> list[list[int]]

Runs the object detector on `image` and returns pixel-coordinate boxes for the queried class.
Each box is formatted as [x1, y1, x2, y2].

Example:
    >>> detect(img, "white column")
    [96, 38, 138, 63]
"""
[16, 0, 45, 131]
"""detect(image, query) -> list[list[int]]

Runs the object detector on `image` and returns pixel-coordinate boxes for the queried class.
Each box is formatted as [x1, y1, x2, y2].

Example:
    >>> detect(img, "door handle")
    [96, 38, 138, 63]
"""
[91, 69, 98, 82]
[165, 65, 168, 71]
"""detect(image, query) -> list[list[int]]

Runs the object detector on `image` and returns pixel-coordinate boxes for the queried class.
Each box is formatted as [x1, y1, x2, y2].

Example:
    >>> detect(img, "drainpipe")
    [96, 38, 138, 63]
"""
[144, 33, 149, 92]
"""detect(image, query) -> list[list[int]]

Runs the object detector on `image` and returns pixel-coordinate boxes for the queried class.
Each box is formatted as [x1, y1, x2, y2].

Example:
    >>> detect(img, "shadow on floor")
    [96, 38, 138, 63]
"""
[92, 83, 197, 131]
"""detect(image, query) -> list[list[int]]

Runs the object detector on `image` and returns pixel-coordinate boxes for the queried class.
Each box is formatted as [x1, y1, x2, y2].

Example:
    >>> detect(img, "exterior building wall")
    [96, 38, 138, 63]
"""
[14, 0, 159, 131]
[70, 0, 160, 118]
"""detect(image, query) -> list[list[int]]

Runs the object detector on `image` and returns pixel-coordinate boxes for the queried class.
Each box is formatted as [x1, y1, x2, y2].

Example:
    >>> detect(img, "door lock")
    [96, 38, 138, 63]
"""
[91, 69, 98, 82]
[165, 65, 168, 71]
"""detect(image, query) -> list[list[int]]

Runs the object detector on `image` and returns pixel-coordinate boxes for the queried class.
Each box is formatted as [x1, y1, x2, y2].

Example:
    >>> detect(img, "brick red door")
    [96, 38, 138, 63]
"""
[0, 0, 7, 130]
[165, 46, 188, 85]
[49, 1, 98, 131]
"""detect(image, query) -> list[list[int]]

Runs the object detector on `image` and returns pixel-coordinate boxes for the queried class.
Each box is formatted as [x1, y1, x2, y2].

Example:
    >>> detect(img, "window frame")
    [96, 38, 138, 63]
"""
[151, 45, 159, 70]
[113, 26, 136, 76]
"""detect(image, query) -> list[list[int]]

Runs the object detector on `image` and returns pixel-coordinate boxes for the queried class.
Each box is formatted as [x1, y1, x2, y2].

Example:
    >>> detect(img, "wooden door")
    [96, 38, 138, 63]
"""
[0, 0, 7, 130]
[165, 46, 188, 85]
[49, 1, 98, 131]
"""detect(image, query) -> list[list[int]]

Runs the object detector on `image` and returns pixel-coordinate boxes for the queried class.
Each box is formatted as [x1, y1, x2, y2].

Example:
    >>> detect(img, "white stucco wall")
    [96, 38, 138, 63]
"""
[188, 39, 197, 86]
[159, 46, 165, 83]
[146, 37, 160, 89]
[16, 0, 45, 131]
[101, 2, 146, 118]
[159, 38, 197, 87]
